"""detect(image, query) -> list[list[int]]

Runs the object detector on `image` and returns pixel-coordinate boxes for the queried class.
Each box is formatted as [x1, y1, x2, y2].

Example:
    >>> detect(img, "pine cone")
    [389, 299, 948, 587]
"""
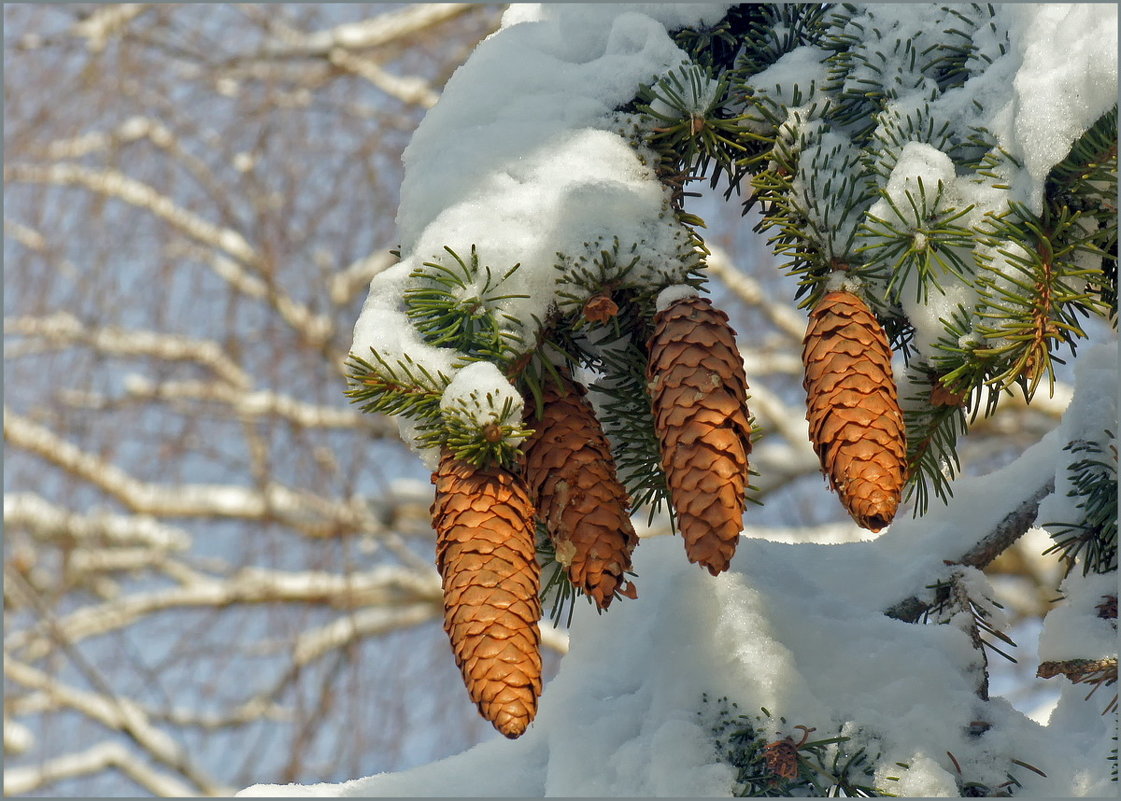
[523, 375, 638, 609]
[802, 290, 906, 531]
[646, 295, 753, 575]
[431, 450, 542, 738]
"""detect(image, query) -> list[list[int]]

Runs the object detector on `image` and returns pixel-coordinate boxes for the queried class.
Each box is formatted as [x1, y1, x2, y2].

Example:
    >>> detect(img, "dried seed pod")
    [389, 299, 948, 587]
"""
[802, 290, 906, 531]
[431, 450, 542, 738]
[523, 375, 638, 609]
[646, 295, 753, 575]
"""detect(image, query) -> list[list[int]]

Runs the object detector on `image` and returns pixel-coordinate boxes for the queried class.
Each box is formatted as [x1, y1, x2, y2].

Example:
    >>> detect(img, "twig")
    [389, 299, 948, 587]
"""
[885, 478, 1055, 622]
[3, 741, 196, 797]
[5, 312, 252, 389]
[4, 407, 382, 536]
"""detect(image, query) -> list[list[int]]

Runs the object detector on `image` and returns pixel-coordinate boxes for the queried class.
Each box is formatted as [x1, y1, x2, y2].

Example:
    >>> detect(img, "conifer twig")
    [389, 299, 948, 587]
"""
[885, 478, 1055, 622]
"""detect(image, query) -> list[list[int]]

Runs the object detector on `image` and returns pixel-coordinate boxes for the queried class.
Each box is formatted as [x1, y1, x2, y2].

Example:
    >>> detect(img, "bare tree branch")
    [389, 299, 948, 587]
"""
[253, 4, 476, 60]
[5, 312, 252, 389]
[4, 407, 381, 535]
[327, 48, 440, 108]
[5, 492, 191, 552]
[3, 741, 197, 797]
[3, 658, 230, 796]
[706, 243, 807, 341]
[5, 162, 258, 264]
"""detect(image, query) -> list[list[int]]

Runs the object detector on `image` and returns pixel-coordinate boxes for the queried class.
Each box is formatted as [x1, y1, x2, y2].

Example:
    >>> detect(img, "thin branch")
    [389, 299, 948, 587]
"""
[5, 162, 258, 265]
[3, 741, 197, 797]
[252, 4, 476, 60]
[5, 564, 443, 660]
[3, 657, 231, 796]
[4, 164, 334, 346]
[165, 242, 334, 346]
[705, 243, 808, 341]
[69, 4, 151, 52]
[330, 250, 398, 306]
[4, 312, 253, 388]
[326, 48, 440, 108]
[117, 376, 395, 434]
[885, 478, 1056, 622]
[4, 492, 191, 552]
[1038, 657, 1118, 715]
[4, 407, 382, 536]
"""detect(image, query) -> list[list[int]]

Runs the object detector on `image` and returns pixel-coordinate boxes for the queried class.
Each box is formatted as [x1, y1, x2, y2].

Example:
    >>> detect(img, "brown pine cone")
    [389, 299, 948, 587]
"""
[802, 290, 906, 531]
[431, 450, 542, 738]
[523, 375, 638, 609]
[646, 295, 753, 575]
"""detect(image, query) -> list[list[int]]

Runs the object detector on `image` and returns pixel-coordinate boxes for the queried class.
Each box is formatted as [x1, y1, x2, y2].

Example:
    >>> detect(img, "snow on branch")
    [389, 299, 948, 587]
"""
[885, 477, 1056, 623]
[4, 312, 252, 389]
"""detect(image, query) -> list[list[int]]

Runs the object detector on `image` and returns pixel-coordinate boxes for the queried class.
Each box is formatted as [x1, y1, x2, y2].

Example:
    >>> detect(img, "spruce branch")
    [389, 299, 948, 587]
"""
[900, 369, 969, 517]
[973, 202, 1109, 400]
[886, 477, 1056, 623]
[733, 3, 829, 78]
[1042, 434, 1119, 575]
[344, 350, 449, 421]
[588, 303, 673, 522]
[855, 178, 974, 305]
[637, 63, 752, 191]
[1037, 658, 1118, 716]
[703, 696, 883, 797]
[404, 244, 527, 367]
[430, 392, 532, 470]
[553, 237, 643, 321]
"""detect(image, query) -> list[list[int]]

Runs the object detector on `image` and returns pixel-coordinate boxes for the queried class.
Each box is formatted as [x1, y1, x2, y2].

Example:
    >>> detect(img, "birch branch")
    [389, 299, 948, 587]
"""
[4, 311, 252, 388]
[3, 741, 198, 797]
[117, 375, 394, 434]
[5, 164, 333, 345]
[166, 242, 334, 345]
[327, 48, 440, 108]
[29, 115, 234, 211]
[69, 4, 150, 52]
[4, 492, 191, 552]
[4, 407, 381, 535]
[255, 4, 476, 60]
[5, 162, 258, 264]
[705, 243, 807, 341]
[5, 564, 443, 660]
[329, 249, 398, 306]
[3, 658, 230, 796]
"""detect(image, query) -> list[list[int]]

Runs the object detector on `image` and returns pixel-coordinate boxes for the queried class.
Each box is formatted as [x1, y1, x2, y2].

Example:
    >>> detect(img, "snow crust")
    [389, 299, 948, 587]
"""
[352, 4, 725, 461]
[1038, 570, 1117, 662]
[1005, 4, 1120, 209]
